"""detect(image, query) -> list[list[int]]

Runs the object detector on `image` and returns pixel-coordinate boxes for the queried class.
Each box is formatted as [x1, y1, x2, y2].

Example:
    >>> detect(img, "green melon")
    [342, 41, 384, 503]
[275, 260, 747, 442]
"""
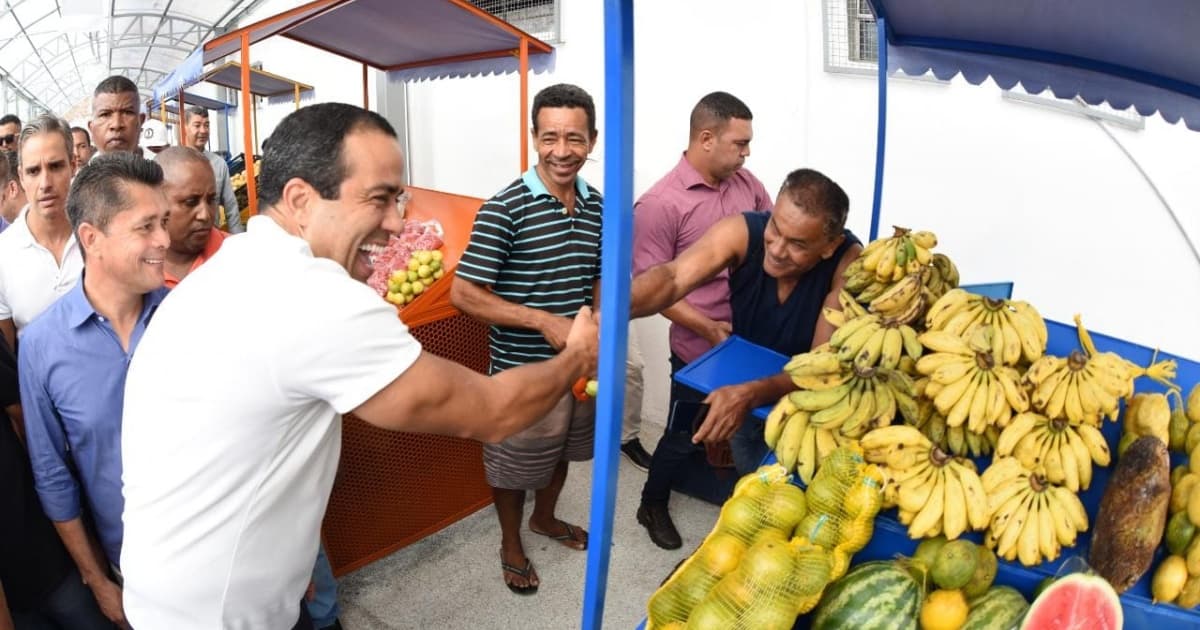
[962, 585, 1028, 630]
[931, 540, 978, 590]
[811, 561, 920, 630]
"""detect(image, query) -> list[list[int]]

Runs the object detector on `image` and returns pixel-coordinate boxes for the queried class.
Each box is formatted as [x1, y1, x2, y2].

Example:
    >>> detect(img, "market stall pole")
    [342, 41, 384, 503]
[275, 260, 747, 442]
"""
[581, 1, 634, 628]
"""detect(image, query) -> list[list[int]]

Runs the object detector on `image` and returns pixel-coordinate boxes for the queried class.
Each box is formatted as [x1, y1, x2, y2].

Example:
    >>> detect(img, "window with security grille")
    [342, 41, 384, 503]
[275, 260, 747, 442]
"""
[470, 0, 560, 43]
[824, 0, 878, 75]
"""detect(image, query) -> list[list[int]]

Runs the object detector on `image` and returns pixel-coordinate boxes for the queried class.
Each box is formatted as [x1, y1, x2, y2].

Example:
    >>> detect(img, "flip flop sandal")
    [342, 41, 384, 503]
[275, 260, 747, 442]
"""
[530, 520, 588, 551]
[500, 551, 539, 595]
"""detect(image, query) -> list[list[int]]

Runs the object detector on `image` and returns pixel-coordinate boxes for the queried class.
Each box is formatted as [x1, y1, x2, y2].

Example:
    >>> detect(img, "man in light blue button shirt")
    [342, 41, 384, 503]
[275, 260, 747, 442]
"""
[20, 153, 169, 628]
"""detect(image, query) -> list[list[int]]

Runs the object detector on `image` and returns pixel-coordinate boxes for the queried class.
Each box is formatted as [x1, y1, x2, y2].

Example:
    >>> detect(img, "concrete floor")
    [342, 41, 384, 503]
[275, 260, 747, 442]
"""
[337, 420, 721, 629]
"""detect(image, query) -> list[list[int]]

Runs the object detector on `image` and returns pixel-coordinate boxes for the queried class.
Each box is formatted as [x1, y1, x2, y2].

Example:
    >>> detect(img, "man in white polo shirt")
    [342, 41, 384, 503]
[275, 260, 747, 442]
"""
[0, 115, 83, 350]
[120, 103, 597, 630]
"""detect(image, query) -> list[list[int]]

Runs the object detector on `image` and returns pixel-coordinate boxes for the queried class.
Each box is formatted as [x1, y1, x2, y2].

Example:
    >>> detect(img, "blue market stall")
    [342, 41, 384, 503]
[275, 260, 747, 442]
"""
[609, 1, 1200, 628]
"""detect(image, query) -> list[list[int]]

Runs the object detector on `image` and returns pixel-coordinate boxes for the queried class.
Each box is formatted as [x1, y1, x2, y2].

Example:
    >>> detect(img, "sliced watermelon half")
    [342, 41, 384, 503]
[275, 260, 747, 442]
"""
[1019, 572, 1122, 630]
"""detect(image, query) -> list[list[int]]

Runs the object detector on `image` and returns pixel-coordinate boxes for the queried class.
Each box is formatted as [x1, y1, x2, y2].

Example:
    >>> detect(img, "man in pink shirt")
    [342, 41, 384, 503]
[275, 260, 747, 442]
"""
[633, 92, 773, 549]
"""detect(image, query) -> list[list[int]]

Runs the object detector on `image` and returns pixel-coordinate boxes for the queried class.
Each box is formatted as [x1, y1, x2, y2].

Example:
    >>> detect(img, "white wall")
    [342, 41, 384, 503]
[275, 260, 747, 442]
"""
[231, 0, 1200, 424]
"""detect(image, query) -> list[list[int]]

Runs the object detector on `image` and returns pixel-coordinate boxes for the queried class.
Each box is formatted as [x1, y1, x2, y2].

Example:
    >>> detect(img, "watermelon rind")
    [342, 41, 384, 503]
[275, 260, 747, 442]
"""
[811, 560, 920, 630]
[962, 586, 1028, 630]
[1018, 572, 1123, 630]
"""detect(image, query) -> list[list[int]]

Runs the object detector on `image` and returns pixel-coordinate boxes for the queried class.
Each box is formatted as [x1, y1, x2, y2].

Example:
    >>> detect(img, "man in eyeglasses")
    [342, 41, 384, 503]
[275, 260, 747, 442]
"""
[0, 115, 20, 152]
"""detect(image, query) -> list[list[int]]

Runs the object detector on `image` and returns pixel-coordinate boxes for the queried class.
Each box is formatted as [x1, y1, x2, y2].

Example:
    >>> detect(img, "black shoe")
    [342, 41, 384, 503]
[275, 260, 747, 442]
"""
[637, 502, 682, 550]
[621, 439, 653, 472]
[319, 621, 344, 630]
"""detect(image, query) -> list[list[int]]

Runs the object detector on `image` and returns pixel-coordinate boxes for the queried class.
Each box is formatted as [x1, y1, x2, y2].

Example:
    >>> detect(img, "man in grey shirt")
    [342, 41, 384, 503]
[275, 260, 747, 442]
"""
[184, 105, 244, 233]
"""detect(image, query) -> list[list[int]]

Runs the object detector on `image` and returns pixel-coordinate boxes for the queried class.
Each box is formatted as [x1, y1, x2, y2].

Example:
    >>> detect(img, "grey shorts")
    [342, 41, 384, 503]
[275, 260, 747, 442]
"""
[482, 392, 595, 490]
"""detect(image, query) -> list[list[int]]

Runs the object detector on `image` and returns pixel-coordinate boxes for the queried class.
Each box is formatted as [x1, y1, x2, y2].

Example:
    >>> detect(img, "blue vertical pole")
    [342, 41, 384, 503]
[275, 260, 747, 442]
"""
[869, 15, 888, 241]
[581, 0, 633, 628]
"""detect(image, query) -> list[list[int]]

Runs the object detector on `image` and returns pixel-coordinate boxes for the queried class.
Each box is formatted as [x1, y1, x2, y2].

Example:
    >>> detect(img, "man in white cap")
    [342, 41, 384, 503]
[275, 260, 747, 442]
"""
[140, 119, 170, 158]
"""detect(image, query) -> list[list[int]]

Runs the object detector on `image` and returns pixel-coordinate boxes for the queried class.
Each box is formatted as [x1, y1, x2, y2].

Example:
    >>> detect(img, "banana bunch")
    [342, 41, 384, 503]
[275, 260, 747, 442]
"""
[845, 227, 938, 287]
[828, 313, 924, 371]
[910, 391, 999, 458]
[924, 289, 1048, 366]
[1022, 316, 1179, 426]
[916, 326, 1031, 431]
[995, 412, 1111, 491]
[793, 364, 920, 439]
[866, 269, 934, 326]
[923, 253, 960, 298]
[980, 457, 1089, 566]
[763, 398, 843, 484]
[861, 425, 990, 540]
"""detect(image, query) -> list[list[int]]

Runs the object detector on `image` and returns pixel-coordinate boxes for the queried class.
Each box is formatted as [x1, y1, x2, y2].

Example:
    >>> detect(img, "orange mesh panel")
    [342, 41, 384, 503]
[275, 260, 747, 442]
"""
[322, 314, 493, 576]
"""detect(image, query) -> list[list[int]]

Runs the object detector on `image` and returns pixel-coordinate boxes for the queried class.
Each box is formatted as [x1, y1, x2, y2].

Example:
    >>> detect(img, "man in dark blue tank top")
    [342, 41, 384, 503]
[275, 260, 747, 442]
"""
[630, 168, 863, 549]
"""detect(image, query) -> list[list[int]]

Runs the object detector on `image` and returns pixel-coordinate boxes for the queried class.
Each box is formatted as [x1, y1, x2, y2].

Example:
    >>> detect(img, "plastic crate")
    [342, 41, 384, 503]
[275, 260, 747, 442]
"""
[658, 317, 1200, 628]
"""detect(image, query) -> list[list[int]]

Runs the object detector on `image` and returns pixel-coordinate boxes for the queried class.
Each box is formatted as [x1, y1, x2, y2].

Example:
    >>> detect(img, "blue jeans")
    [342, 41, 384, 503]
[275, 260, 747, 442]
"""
[730, 415, 768, 476]
[305, 544, 340, 628]
[640, 355, 739, 507]
[12, 566, 115, 630]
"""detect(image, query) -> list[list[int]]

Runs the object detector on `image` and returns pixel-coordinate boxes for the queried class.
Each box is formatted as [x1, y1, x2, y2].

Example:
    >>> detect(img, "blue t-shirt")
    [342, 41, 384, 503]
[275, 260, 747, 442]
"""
[729, 212, 861, 357]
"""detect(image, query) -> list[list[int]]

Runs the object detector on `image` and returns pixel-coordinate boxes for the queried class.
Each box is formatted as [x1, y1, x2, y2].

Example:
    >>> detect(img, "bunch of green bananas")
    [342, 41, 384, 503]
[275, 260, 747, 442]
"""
[828, 313, 924, 372]
[908, 381, 999, 458]
[861, 425, 990, 540]
[925, 289, 1048, 366]
[995, 412, 1111, 491]
[980, 457, 1089, 566]
[916, 326, 1031, 432]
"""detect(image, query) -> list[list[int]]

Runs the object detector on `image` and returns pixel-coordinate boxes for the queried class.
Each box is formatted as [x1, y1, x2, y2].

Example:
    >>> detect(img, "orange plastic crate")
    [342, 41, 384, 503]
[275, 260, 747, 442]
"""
[322, 187, 495, 576]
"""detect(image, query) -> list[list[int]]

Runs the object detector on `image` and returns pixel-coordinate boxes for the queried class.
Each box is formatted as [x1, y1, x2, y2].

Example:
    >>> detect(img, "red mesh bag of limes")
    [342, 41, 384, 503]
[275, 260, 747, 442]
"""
[646, 446, 885, 630]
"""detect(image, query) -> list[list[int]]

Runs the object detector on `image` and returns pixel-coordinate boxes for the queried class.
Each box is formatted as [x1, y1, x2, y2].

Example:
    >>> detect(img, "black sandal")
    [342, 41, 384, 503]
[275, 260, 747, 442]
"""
[500, 550, 539, 595]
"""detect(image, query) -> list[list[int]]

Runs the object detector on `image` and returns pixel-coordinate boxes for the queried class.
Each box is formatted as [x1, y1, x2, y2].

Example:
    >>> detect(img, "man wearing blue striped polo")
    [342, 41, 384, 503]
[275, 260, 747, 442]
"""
[451, 83, 601, 596]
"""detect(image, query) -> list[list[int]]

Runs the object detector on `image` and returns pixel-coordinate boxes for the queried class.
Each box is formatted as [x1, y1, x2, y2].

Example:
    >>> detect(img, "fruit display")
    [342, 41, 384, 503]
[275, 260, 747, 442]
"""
[645, 219, 1200, 629]
[1090, 435, 1171, 593]
[1019, 572, 1123, 629]
[384, 249, 445, 306]
[230, 157, 261, 210]
[860, 426, 990, 540]
[365, 219, 445, 297]
[979, 456, 1088, 566]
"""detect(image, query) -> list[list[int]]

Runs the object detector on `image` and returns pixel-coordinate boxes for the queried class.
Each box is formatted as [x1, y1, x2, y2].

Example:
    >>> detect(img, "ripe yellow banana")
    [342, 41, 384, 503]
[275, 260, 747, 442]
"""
[789, 381, 854, 411]
[764, 397, 797, 449]
[829, 314, 881, 349]
[995, 492, 1036, 561]
[897, 466, 939, 513]
[775, 409, 809, 471]
[869, 272, 923, 315]
[1049, 485, 1089, 531]
[908, 470, 947, 538]
[949, 461, 990, 530]
[944, 372, 981, 428]
[997, 412, 1040, 456]
[854, 327, 888, 369]
[995, 367, 1031, 414]
[784, 350, 842, 376]
[810, 382, 859, 430]
[967, 371, 992, 433]
[796, 424, 819, 484]
[1016, 496, 1044, 566]
[879, 326, 904, 370]
[1044, 370, 1072, 421]
[860, 424, 931, 452]
[941, 467, 969, 539]
[840, 382, 878, 439]
[925, 288, 971, 330]
[1031, 364, 1069, 410]
[919, 330, 974, 356]
[1075, 423, 1112, 465]
[909, 230, 937, 249]
[981, 455, 1029, 493]
[1062, 425, 1093, 490]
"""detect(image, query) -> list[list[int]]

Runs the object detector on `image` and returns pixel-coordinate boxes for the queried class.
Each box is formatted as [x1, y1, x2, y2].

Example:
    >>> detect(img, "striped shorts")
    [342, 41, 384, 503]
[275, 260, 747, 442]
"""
[483, 392, 595, 490]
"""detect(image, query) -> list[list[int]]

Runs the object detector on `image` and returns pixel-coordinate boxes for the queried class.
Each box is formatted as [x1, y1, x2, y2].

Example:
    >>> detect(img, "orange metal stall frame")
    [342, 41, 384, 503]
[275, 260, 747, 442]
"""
[195, 0, 554, 575]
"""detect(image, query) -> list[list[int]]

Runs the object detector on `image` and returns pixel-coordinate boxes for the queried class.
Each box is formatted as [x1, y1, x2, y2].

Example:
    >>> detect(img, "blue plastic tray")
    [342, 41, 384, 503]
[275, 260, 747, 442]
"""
[673, 335, 789, 420]
[960, 282, 1014, 300]
[662, 318, 1200, 628]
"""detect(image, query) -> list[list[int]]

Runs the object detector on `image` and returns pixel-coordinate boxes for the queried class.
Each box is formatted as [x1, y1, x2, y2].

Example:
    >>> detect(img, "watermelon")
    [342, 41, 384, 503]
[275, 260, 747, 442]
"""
[962, 586, 1028, 630]
[1019, 572, 1122, 630]
[811, 560, 920, 630]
